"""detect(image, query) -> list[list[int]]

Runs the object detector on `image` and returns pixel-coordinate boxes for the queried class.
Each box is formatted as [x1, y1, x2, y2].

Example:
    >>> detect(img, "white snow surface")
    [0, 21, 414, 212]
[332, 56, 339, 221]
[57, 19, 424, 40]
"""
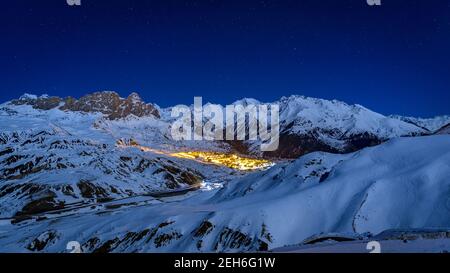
[390, 115, 450, 132]
[0, 95, 449, 253]
[277, 95, 425, 138]
[0, 135, 449, 252]
[0, 104, 238, 218]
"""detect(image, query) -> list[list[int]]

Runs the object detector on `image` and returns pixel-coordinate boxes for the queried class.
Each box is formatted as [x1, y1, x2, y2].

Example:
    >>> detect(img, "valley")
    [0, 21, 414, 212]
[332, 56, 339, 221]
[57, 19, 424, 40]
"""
[1, 92, 450, 253]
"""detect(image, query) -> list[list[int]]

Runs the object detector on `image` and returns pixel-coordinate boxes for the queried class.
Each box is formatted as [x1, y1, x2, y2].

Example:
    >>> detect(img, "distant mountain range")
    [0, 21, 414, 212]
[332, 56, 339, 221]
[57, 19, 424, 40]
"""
[11, 92, 160, 120]
[389, 114, 450, 132]
[5, 91, 449, 159]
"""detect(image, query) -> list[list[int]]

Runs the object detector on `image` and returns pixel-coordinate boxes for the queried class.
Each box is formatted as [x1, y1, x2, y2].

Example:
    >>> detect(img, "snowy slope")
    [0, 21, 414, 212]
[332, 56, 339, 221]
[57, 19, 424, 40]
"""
[435, 124, 450, 135]
[390, 115, 450, 132]
[239, 95, 427, 157]
[0, 92, 448, 253]
[272, 229, 450, 253]
[159, 94, 427, 157]
[278, 96, 423, 138]
[2, 92, 429, 158]
[0, 104, 237, 218]
[1, 135, 449, 252]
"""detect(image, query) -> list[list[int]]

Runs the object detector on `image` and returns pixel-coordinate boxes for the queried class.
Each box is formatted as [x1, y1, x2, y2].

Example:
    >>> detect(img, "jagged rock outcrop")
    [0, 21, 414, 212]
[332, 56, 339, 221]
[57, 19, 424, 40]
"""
[11, 94, 63, 110]
[11, 91, 160, 120]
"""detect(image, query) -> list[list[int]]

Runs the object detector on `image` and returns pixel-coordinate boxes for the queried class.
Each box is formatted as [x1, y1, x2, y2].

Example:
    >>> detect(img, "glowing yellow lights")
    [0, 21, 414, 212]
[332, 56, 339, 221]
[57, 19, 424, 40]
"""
[116, 139, 273, 171]
[169, 151, 273, 171]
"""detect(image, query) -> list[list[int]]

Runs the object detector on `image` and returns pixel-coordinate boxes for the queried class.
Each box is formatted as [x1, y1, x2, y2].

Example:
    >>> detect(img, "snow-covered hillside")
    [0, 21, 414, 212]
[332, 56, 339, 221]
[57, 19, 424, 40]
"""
[3, 91, 429, 159]
[436, 124, 450, 135]
[390, 115, 450, 133]
[1, 91, 449, 253]
[278, 96, 423, 138]
[0, 103, 238, 219]
[1, 135, 449, 252]
[273, 229, 450, 253]
[244, 95, 427, 157]
[161, 94, 428, 158]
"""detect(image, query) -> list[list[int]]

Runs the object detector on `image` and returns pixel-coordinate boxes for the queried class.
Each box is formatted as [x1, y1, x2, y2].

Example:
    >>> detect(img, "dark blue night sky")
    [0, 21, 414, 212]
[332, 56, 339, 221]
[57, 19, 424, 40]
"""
[1, 0, 449, 117]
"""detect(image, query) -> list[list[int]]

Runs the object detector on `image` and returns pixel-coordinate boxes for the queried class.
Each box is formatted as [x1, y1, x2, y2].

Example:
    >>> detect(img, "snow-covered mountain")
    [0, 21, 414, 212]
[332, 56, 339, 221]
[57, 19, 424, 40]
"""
[0, 135, 449, 252]
[435, 123, 450, 135]
[10, 91, 160, 120]
[278, 96, 423, 138]
[390, 115, 450, 133]
[158, 94, 429, 158]
[4, 92, 429, 159]
[1, 91, 449, 253]
[0, 128, 207, 218]
[242, 95, 427, 158]
[0, 100, 238, 220]
[0, 92, 436, 219]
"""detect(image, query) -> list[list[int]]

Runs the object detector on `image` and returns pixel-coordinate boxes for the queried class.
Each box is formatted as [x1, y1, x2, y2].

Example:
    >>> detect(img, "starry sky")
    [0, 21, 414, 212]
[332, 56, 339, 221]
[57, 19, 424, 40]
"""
[1, 0, 449, 117]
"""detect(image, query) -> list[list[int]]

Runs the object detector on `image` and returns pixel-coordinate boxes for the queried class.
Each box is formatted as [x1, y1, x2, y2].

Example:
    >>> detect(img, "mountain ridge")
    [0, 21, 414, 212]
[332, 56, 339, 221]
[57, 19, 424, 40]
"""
[4, 91, 445, 158]
[1, 135, 449, 252]
[1, 91, 450, 253]
[9, 91, 160, 120]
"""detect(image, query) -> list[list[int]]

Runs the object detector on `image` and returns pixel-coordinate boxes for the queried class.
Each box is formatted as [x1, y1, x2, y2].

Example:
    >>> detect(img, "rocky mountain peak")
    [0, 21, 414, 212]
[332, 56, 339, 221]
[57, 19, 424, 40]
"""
[11, 94, 63, 110]
[127, 92, 143, 103]
[10, 91, 160, 120]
